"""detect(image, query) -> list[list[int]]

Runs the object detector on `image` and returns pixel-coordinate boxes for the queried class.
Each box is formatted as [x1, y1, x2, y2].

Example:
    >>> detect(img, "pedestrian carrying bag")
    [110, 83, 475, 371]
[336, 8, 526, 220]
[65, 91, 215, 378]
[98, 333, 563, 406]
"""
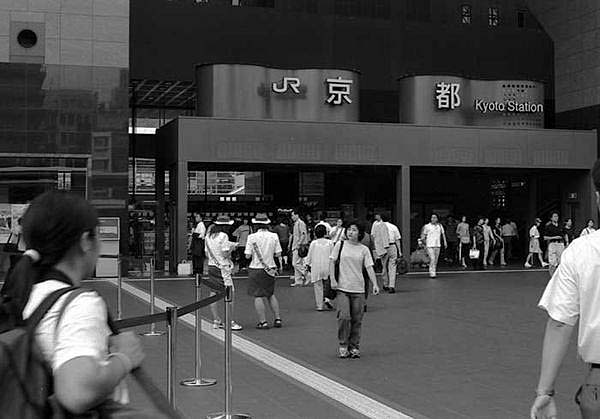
[252, 242, 278, 278]
[297, 243, 309, 258]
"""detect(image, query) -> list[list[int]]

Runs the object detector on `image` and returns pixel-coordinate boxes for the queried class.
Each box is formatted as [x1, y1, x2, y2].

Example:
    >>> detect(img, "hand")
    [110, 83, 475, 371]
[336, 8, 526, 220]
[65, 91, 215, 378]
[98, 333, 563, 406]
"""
[530, 395, 557, 419]
[372, 284, 380, 295]
[330, 278, 338, 290]
[109, 331, 145, 370]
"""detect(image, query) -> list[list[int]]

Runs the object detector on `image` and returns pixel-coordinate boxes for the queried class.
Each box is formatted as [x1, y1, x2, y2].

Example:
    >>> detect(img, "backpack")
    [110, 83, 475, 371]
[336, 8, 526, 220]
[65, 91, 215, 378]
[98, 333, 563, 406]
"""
[0, 285, 80, 418]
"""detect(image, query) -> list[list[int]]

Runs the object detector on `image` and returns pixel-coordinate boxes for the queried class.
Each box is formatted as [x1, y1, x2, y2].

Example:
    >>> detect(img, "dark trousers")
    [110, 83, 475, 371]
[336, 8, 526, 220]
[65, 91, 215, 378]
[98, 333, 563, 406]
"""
[503, 236, 514, 260]
[446, 241, 458, 264]
[471, 243, 485, 270]
[192, 254, 204, 275]
[337, 291, 365, 350]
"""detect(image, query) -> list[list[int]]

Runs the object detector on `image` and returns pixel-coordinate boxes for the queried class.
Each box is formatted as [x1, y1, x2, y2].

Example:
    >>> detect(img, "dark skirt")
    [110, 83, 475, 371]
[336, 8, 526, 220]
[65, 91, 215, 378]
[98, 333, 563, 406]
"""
[206, 266, 226, 292]
[247, 268, 275, 298]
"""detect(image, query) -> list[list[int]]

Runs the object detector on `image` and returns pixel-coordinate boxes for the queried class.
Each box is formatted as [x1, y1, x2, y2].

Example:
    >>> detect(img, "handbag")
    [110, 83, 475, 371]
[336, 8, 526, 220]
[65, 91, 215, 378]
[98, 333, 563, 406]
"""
[252, 242, 278, 278]
[177, 260, 192, 276]
[469, 248, 480, 259]
[297, 243, 309, 258]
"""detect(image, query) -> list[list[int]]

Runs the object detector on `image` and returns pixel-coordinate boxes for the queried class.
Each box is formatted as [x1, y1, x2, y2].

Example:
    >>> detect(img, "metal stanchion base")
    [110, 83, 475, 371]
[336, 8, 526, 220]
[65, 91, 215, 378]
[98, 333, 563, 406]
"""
[180, 378, 217, 387]
[206, 414, 251, 419]
[140, 330, 165, 336]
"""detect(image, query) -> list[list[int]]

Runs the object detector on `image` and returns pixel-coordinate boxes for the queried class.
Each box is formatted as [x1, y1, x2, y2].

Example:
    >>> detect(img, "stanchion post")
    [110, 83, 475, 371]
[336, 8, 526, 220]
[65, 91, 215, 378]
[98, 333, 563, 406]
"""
[166, 306, 178, 407]
[181, 273, 217, 388]
[117, 258, 122, 320]
[207, 286, 251, 419]
[142, 257, 165, 336]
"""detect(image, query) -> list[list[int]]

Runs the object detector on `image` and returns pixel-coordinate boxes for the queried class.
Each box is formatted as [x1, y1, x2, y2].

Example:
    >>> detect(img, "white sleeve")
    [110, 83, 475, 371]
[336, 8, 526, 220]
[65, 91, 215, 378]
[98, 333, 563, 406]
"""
[244, 235, 253, 256]
[538, 246, 580, 326]
[53, 292, 110, 371]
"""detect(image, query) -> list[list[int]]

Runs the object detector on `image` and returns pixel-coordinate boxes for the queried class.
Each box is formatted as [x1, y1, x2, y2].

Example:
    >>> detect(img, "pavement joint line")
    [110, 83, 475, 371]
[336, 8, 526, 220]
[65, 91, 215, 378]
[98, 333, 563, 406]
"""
[106, 278, 420, 419]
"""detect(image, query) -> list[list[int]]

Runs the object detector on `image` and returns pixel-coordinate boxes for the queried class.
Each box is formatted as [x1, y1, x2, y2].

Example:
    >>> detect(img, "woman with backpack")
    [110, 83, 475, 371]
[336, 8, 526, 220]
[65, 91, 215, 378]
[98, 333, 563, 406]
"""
[329, 221, 379, 359]
[4, 191, 145, 415]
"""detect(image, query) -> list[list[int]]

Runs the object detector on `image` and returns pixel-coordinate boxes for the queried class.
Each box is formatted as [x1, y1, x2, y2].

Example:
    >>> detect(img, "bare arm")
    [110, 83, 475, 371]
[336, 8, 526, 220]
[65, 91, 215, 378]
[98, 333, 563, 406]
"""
[54, 356, 128, 414]
[535, 317, 575, 394]
[366, 266, 379, 294]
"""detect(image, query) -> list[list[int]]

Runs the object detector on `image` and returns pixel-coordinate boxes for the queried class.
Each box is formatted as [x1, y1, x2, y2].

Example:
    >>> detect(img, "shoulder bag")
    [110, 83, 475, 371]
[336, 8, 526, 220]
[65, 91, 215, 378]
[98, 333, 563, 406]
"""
[252, 242, 278, 278]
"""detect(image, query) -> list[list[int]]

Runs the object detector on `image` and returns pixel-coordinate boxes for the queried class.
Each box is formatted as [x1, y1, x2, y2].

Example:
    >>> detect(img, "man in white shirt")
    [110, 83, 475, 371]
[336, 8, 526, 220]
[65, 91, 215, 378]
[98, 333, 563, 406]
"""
[371, 214, 390, 262]
[531, 160, 600, 419]
[381, 215, 402, 293]
[421, 214, 447, 278]
[290, 210, 308, 287]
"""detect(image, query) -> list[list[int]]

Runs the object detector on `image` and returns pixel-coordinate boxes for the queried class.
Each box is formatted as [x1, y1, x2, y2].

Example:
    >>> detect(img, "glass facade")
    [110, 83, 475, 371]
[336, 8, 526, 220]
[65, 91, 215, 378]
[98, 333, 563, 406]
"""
[0, 62, 129, 208]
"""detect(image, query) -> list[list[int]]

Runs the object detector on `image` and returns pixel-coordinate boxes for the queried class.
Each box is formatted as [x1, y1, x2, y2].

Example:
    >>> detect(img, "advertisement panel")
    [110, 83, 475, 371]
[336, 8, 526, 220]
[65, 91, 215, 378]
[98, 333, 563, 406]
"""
[398, 75, 545, 128]
[196, 64, 359, 122]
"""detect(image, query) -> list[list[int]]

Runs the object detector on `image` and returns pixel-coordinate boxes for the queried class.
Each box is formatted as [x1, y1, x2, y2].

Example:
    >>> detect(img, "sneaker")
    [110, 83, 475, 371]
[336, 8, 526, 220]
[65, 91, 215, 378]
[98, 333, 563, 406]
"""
[542, 262, 549, 268]
[324, 300, 334, 310]
[524, 262, 532, 268]
[349, 348, 361, 359]
[213, 320, 222, 329]
[338, 346, 350, 358]
[218, 321, 243, 331]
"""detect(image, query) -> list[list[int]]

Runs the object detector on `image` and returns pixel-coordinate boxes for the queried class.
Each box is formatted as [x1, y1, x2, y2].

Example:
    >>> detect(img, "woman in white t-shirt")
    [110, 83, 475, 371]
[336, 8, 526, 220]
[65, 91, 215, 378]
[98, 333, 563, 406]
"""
[420, 214, 447, 278]
[525, 218, 548, 268]
[580, 219, 596, 237]
[4, 191, 145, 415]
[329, 221, 379, 359]
[205, 215, 243, 331]
[305, 224, 334, 311]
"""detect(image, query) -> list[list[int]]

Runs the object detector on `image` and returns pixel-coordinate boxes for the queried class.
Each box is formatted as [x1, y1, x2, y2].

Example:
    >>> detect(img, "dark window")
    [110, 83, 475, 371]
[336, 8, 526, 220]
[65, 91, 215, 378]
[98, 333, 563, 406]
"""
[461, 4, 472, 24]
[306, 0, 318, 13]
[517, 10, 526, 28]
[488, 6, 499, 26]
[407, 0, 431, 22]
[17, 29, 37, 48]
[335, 0, 359, 17]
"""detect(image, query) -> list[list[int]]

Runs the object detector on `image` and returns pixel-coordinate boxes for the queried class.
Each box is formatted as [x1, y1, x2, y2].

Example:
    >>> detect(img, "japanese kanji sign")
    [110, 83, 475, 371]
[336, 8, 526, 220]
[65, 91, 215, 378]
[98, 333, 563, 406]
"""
[326, 77, 353, 105]
[435, 82, 461, 110]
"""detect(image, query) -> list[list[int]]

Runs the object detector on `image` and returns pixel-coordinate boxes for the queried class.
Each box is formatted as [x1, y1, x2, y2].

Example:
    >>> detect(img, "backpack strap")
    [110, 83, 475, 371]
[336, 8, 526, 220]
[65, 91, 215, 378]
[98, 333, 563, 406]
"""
[26, 286, 78, 332]
[53, 288, 91, 344]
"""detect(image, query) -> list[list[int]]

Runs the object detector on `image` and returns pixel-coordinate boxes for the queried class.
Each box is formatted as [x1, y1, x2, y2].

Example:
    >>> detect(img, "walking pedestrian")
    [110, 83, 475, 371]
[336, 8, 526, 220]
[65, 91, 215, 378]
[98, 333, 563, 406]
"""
[330, 218, 346, 244]
[6, 191, 145, 414]
[371, 213, 390, 272]
[502, 218, 518, 262]
[564, 218, 575, 247]
[232, 218, 252, 272]
[190, 213, 206, 277]
[305, 224, 334, 311]
[471, 217, 485, 270]
[290, 209, 308, 287]
[272, 217, 291, 270]
[530, 160, 600, 419]
[482, 217, 495, 268]
[580, 219, 596, 237]
[488, 217, 506, 266]
[245, 213, 282, 330]
[382, 215, 401, 292]
[525, 218, 548, 268]
[544, 212, 567, 277]
[421, 214, 447, 278]
[329, 221, 380, 359]
[444, 215, 459, 265]
[456, 215, 470, 268]
[205, 215, 243, 331]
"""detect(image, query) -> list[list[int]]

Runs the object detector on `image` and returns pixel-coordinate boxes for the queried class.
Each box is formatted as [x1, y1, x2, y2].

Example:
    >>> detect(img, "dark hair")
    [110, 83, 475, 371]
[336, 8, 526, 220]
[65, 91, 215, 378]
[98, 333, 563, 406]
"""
[551, 211, 560, 218]
[314, 224, 327, 239]
[2, 191, 98, 320]
[380, 214, 389, 222]
[209, 224, 230, 237]
[346, 220, 365, 242]
[431, 213, 439, 219]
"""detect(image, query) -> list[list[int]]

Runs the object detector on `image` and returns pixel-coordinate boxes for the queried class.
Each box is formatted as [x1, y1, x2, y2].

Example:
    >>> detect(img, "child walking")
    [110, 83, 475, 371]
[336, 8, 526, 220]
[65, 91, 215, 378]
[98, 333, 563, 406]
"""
[305, 225, 334, 311]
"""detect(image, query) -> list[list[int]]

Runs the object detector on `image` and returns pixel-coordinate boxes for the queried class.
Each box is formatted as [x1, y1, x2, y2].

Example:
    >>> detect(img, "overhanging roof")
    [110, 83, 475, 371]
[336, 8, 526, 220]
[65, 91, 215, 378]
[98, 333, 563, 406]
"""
[129, 79, 196, 109]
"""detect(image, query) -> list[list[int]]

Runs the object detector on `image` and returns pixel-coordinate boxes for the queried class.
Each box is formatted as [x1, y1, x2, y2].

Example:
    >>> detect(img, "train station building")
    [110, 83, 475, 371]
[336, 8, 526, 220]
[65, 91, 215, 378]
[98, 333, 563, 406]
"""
[0, 0, 598, 272]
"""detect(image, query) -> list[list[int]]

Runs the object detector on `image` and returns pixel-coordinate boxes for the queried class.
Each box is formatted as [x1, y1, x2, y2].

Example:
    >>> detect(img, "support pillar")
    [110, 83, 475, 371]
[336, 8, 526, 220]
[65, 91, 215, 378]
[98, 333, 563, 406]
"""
[395, 166, 411, 257]
[175, 160, 188, 269]
[528, 174, 538, 225]
[155, 153, 165, 271]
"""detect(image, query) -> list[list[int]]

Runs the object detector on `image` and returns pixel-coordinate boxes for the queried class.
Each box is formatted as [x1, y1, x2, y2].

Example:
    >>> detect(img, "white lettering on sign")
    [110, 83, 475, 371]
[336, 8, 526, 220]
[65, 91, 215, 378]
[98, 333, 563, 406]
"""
[326, 77, 353, 105]
[435, 82, 461, 109]
[474, 100, 544, 114]
[272, 77, 301, 94]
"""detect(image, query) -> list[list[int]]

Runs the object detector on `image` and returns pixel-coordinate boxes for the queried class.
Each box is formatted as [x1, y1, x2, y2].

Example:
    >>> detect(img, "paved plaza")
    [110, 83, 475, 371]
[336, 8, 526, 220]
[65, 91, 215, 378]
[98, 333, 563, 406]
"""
[87, 270, 586, 419]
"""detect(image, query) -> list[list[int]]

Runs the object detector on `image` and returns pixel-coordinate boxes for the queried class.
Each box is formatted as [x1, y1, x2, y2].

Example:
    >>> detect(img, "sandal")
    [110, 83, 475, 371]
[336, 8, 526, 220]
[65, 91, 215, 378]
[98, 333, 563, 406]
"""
[256, 321, 270, 330]
[273, 318, 282, 328]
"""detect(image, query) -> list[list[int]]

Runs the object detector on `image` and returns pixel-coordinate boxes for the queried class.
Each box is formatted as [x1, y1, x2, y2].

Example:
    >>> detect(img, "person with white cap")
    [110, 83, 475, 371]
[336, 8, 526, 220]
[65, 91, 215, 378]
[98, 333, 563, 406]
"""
[205, 214, 243, 331]
[245, 213, 283, 329]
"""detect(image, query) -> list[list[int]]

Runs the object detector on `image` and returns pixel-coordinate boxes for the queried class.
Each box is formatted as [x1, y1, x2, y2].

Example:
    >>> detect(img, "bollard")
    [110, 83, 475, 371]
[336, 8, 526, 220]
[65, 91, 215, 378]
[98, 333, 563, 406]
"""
[207, 286, 251, 419]
[142, 258, 165, 336]
[117, 258, 122, 320]
[166, 306, 178, 407]
[181, 273, 217, 388]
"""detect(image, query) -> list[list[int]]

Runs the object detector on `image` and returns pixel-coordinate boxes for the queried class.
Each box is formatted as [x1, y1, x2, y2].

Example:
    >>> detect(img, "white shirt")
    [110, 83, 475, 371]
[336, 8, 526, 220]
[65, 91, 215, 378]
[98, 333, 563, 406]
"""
[538, 230, 600, 363]
[422, 223, 444, 248]
[22, 280, 128, 403]
[529, 225, 540, 239]
[245, 229, 282, 269]
[385, 222, 401, 243]
[306, 238, 333, 282]
[193, 221, 206, 239]
[581, 227, 596, 237]
[205, 232, 236, 269]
